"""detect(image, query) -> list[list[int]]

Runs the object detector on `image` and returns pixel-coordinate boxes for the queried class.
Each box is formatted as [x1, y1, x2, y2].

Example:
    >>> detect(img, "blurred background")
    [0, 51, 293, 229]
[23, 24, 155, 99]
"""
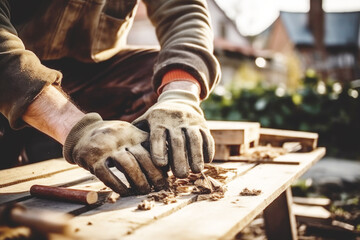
[127, 1, 360, 237]
[128, 0, 360, 160]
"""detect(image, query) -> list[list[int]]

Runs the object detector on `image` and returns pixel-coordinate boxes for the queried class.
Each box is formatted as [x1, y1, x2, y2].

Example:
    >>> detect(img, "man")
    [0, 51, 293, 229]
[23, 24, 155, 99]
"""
[0, 0, 220, 196]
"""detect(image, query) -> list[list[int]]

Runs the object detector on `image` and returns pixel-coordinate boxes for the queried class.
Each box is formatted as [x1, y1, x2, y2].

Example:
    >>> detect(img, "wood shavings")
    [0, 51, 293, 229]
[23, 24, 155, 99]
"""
[197, 191, 225, 201]
[203, 164, 237, 183]
[242, 145, 287, 161]
[239, 188, 262, 196]
[137, 199, 155, 210]
[194, 178, 213, 194]
[148, 190, 177, 204]
[0, 226, 31, 240]
[137, 164, 236, 210]
[107, 192, 120, 203]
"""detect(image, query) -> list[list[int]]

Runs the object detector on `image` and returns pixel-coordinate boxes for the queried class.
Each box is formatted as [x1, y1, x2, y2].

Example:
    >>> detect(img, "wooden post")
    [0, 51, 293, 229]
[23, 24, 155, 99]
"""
[263, 188, 298, 240]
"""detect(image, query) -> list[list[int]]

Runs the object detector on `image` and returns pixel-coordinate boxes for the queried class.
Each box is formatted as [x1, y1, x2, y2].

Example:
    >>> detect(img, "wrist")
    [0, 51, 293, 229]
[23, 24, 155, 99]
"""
[158, 69, 201, 97]
[23, 85, 85, 145]
[162, 81, 200, 97]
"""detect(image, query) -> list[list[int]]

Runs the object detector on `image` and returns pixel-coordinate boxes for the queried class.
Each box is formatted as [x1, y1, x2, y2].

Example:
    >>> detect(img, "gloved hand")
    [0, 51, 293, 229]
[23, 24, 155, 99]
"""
[132, 89, 215, 178]
[63, 113, 166, 196]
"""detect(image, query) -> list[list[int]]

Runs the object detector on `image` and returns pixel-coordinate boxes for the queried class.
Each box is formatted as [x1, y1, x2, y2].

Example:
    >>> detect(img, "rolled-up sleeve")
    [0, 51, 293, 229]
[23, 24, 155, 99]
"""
[0, 1, 62, 129]
[143, 0, 221, 100]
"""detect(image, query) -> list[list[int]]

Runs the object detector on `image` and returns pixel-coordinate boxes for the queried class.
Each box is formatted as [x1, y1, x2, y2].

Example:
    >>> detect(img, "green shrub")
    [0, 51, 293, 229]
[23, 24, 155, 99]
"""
[202, 73, 360, 159]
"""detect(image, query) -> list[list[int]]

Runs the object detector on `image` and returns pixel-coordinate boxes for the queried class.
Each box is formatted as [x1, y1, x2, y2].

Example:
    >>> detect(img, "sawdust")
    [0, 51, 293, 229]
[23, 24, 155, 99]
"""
[136, 164, 235, 210]
[241, 145, 287, 161]
[106, 192, 120, 203]
[137, 199, 155, 210]
[0, 226, 31, 240]
[239, 188, 262, 196]
[148, 190, 177, 204]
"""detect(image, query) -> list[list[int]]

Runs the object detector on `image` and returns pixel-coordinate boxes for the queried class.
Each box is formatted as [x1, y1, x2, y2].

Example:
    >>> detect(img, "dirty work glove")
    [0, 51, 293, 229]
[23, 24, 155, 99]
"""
[63, 113, 166, 196]
[132, 90, 215, 178]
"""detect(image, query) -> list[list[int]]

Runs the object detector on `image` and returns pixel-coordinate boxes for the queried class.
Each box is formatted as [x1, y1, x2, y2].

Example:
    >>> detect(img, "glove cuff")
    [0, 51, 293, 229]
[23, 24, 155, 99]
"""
[63, 113, 103, 164]
[157, 89, 203, 115]
[158, 89, 200, 104]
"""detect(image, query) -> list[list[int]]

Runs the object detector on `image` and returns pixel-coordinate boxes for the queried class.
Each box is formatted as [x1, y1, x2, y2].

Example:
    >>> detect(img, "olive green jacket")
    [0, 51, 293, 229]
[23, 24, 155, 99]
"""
[0, 0, 220, 129]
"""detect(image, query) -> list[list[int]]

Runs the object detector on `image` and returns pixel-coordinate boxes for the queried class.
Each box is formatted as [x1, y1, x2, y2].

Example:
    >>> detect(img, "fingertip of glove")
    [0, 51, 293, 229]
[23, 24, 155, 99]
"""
[153, 156, 168, 167]
[173, 168, 189, 179]
[190, 163, 204, 174]
[153, 178, 168, 191]
[136, 184, 152, 195]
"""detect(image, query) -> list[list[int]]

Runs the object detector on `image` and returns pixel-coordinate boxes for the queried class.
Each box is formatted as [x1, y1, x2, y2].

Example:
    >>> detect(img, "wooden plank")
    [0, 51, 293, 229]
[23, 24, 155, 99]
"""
[226, 156, 300, 165]
[2, 148, 325, 240]
[0, 167, 95, 205]
[66, 163, 256, 240]
[208, 121, 260, 145]
[292, 203, 331, 224]
[260, 128, 318, 152]
[119, 148, 325, 240]
[0, 158, 76, 188]
[1, 161, 255, 239]
[214, 144, 230, 160]
[264, 188, 298, 240]
[292, 197, 331, 207]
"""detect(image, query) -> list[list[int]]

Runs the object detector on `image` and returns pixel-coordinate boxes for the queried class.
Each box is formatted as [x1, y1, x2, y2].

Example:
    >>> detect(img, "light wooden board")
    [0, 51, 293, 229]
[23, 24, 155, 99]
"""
[1, 148, 325, 240]
[293, 196, 331, 207]
[0, 167, 95, 205]
[292, 203, 331, 221]
[0, 158, 75, 188]
[207, 121, 260, 145]
[260, 128, 318, 152]
[1, 160, 256, 239]
[120, 148, 325, 240]
[65, 163, 256, 240]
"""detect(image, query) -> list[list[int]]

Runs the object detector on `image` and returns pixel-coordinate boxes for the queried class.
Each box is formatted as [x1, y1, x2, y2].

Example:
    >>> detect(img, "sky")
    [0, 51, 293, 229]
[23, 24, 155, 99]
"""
[215, 0, 360, 36]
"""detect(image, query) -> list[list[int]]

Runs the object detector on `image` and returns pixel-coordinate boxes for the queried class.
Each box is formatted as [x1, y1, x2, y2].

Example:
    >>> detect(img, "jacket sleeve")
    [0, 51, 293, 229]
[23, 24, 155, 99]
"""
[142, 0, 221, 100]
[0, 1, 62, 129]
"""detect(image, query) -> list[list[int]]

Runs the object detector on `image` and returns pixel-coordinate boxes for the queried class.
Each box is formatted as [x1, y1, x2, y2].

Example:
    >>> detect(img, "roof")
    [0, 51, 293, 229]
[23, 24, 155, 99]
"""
[280, 11, 360, 47]
[214, 38, 271, 58]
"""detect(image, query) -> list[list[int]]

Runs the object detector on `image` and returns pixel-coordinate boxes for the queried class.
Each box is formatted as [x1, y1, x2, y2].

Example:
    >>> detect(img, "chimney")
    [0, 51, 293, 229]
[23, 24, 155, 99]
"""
[308, 0, 325, 53]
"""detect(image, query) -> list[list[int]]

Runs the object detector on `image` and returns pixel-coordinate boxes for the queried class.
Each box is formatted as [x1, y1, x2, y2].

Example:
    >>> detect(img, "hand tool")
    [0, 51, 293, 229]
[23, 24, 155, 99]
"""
[0, 203, 72, 234]
[30, 184, 98, 205]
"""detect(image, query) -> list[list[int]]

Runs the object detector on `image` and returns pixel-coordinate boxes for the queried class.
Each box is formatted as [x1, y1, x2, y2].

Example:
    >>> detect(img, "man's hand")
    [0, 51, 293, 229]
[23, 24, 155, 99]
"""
[23, 85, 165, 196]
[132, 84, 215, 178]
[63, 113, 167, 196]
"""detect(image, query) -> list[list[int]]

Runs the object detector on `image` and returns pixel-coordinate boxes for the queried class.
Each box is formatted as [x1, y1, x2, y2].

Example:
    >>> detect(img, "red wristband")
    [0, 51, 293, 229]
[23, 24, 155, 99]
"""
[157, 69, 201, 95]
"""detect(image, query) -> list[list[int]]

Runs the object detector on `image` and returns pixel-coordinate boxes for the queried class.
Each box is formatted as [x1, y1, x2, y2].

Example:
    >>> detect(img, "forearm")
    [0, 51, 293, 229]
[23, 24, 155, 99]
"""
[23, 85, 85, 145]
[144, 0, 221, 99]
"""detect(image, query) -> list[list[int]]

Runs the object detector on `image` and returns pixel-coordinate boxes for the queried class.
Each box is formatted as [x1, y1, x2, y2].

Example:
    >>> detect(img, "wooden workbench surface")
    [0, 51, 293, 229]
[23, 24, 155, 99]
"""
[0, 148, 326, 240]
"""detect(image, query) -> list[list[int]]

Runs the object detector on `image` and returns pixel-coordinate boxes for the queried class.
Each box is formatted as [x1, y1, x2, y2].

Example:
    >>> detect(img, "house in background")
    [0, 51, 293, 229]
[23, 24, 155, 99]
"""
[127, 0, 286, 89]
[256, 0, 360, 86]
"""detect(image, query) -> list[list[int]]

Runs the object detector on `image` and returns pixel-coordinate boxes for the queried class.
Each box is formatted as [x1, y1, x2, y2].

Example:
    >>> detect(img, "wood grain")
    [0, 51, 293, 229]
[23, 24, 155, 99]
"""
[207, 121, 260, 145]
[120, 148, 325, 240]
[260, 128, 318, 152]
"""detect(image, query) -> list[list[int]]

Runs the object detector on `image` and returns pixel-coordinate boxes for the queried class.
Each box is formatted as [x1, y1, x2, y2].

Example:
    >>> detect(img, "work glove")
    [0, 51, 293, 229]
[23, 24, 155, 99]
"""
[132, 89, 215, 178]
[63, 113, 166, 196]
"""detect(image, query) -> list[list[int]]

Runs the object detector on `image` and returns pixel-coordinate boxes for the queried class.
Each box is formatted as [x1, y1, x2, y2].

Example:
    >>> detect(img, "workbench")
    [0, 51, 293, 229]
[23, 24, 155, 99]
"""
[0, 147, 325, 240]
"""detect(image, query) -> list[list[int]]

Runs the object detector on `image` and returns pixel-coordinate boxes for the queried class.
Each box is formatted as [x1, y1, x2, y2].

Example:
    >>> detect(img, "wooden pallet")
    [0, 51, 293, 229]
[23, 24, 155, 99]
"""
[260, 128, 318, 152]
[208, 121, 319, 163]
[207, 121, 260, 160]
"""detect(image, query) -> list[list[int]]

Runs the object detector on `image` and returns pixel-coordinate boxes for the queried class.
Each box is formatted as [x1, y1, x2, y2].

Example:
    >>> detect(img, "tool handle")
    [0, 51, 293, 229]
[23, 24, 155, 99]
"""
[30, 185, 98, 205]
[0, 204, 72, 234]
